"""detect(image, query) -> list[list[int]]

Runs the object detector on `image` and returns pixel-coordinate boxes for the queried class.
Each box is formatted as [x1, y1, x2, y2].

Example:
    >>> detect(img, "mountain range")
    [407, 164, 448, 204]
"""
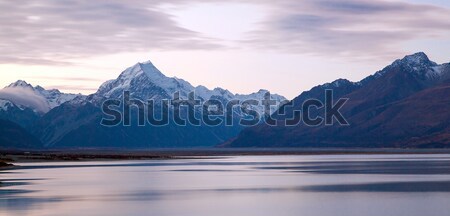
[226, 52, 450, 148]
[0, 52, 448, 149]
[0, 61, 286, 149]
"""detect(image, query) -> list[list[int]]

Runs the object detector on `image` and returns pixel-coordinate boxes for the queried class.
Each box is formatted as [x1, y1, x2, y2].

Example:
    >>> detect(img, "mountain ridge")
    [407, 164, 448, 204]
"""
[226, 52, 450, 148]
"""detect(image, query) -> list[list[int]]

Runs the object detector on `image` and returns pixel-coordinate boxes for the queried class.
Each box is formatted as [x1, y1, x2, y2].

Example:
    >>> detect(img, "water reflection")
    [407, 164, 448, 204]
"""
[302, 181, 450, 192]
[258, 160, 450, 174]
[1, 154, 450, 216]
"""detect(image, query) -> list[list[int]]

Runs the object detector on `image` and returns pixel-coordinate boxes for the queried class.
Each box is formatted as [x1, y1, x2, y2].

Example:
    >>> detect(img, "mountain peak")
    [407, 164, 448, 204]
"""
[403, 52, 429, 62]
[393, 52, 437, 67]
[96, 60, 194, 99]
[8, 80, 32, 88]
[322, 78, 354, 88]
[0, 80, 79, 114]
[121, 60, 165, 81]
[139, 60, 155, 66]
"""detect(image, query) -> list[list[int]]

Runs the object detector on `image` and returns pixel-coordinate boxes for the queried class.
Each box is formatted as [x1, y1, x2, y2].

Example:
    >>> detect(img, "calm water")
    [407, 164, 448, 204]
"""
[1, 154, 450, 216]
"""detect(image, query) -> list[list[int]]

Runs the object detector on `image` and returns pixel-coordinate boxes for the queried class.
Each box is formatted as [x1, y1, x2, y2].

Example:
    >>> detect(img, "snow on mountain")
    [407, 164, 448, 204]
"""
[34, 86, 79, 109]
[0, 80, 81, 114]
[95, 60, 287, 115]
[7, 80, 30, 88]
[338, 52, 449, 88]
[95, 61, 194, 100]
[323, 79, 359, 88]
[392, 52, 436, 67]
[0, 99, 15, 111]
[194, 86, 234, 101]
[428, 65, 448, 80]
[235, 89, 287, 115]
[388, 52, 450, 81]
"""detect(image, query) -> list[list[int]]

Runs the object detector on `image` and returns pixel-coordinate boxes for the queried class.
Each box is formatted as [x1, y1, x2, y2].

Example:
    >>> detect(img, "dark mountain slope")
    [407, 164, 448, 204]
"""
[0, 119, 42, 149]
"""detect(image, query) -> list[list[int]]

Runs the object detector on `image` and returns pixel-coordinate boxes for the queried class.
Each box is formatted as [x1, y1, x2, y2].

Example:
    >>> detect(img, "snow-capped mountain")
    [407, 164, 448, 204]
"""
[228, 52, 450, 148]
[29, 60, 287, 148]
[390, 52, 449, 81]
[235, 89, 287, 115]
[0, 98, 41, 130]
[314, 52, 450, 91]
[93, 60, 287, 115]
[95, 61, 193, 100]
[0, 80, 81, 114]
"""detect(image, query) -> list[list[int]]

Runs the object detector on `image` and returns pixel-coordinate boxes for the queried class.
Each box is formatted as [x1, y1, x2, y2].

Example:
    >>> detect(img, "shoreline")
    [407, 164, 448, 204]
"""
[2, 148, 450, 165]
[0, 161, 14, 170]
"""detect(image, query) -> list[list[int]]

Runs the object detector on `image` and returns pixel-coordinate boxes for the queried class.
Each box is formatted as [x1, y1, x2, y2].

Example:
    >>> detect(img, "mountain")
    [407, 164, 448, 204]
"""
[92, 61, 286, 114]
[0, 80, 81, 130]
[350, 78, 450, 148]
[0, 80, 81, 114]
[0, 99, 40, 130]
[226, 52, 450, 148]
[31, 60, 286, 148]
[0, 119, 42, 149]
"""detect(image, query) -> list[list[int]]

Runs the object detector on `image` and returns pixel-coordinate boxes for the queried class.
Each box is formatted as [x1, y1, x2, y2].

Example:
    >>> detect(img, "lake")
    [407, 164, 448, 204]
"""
[1, 154, 450, 216]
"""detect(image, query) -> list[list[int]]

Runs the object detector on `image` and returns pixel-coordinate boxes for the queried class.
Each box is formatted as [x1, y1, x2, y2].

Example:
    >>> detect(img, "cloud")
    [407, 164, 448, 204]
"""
[0, 0, 223, 65]
[26, 76, 104, 82]
[0, 0, 449, 64]
[242, 0, 450, 59]
[0, 87, 50, 113]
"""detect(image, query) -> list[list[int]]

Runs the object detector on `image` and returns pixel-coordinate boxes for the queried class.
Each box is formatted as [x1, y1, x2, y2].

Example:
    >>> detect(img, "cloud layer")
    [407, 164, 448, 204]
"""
[245, 0, 450, 59]
[0, 0, 449, 64]
[0, 0, 221, 65]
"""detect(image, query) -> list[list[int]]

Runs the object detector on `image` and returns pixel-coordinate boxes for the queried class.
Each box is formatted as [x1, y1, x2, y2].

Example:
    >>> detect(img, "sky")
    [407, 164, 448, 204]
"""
[0, 0, 449, 99]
